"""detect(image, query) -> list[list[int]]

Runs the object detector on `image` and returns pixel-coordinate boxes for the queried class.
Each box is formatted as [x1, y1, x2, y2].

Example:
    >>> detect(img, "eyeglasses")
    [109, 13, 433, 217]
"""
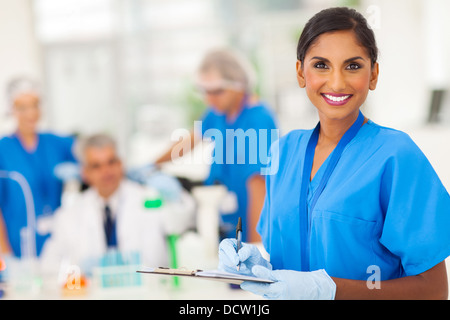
[198, 87, 226, 96]
[196, 80, 244, 96]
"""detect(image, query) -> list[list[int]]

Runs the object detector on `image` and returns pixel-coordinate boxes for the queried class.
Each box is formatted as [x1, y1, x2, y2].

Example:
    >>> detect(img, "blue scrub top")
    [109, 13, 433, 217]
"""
[258, 120, 450, 281]
[0, 132, 77, 257]
[201, 101, 278, 241]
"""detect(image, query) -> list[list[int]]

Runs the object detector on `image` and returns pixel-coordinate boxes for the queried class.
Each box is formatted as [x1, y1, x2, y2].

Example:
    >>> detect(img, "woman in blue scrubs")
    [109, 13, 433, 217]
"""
[219, 8, 450, 299]
[156, 49, 278, 243]
[0, 78, 77, 258]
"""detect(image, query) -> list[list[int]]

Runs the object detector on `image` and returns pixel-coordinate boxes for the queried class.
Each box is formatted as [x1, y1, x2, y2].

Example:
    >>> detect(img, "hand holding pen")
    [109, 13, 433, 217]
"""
[218, 218, 272, 276]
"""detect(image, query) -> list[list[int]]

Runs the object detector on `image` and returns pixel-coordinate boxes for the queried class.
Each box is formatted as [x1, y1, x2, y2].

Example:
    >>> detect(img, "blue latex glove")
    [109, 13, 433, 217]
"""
[127, 163, 157, 183]
[53, 162, 80, 182]
[241, 265, 336, 300]
[145, 172, 182, 202]
[218, 239, 272, 277]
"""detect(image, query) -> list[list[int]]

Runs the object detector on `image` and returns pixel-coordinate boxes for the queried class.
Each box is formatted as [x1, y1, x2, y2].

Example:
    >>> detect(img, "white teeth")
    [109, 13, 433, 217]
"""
[324, 94, 351, 102]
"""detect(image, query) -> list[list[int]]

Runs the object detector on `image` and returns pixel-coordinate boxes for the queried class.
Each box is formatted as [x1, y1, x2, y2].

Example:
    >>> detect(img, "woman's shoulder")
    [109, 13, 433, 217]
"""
[39, 132, 75, 144]
[276, 122, 423, 159]
[39, 131, 74, 139]
[247, 101, 273, 113]
[0, 134, 17, 148]
[279, 128, 313, 146]
[0, 134, 13, 142]
[365, 121, 426, 158]
[366, 120, 409, 138]
[269, 128, 313, 158]
[246, 101, 277, 123]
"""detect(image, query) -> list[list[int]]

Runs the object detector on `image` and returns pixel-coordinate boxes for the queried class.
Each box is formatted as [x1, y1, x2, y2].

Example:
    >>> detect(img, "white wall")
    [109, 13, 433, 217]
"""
[0, 0, 42, 135]
[422, 0, 450, 90]
[362, 0, 425, 128]
[360, 0, 450, 191]
[362, 0, 450, 130]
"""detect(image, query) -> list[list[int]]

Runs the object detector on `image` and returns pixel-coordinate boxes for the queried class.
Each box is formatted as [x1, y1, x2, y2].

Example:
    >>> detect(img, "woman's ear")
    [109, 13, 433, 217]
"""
[296, 60, 306, 88]
[369, 62, 379, 91]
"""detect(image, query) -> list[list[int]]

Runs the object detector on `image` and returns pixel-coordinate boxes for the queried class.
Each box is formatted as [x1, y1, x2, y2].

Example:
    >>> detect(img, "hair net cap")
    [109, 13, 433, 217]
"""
[197, 49, 257, 93]
[7, 77, 41, 106]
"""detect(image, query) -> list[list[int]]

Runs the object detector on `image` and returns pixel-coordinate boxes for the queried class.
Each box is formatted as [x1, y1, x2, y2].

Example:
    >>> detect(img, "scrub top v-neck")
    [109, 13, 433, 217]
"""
[257, 119, 450, 281]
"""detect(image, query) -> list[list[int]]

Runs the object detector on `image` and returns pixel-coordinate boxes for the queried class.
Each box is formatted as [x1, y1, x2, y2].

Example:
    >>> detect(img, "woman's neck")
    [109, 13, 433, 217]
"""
[17, 129, 38, 151]
[317, 111, 364, 146]
[226, 93, 247, 122]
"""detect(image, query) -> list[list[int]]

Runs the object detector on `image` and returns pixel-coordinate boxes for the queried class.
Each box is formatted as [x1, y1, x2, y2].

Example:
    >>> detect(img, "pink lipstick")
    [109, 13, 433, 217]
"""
[321, 93, 353, 106]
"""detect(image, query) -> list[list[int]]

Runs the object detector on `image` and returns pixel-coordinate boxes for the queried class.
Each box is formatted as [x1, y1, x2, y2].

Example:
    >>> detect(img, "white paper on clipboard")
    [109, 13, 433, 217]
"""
[136, 267, 275, 285]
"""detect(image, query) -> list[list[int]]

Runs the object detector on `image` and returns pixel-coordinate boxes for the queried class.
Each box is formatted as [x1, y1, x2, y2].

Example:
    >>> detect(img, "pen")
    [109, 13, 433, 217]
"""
[236, 217, 242, 271]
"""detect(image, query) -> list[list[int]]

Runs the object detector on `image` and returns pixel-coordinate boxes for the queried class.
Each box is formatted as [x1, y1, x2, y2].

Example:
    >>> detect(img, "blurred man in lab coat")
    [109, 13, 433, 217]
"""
[41, 134, 173, 276]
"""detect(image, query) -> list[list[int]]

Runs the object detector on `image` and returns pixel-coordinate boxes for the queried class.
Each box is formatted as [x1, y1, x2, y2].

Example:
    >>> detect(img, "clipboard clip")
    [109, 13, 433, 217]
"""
[156, 267, 203, 276]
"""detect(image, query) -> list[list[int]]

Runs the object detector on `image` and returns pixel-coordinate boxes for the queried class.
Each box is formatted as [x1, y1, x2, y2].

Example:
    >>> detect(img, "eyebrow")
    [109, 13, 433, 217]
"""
[310, 56, 366, 63]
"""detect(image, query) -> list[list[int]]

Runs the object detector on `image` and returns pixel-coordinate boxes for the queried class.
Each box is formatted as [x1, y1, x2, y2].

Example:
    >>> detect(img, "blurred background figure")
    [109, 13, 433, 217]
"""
[40, 133, 177, 279]
[0, 77, 77, 258]
[0, 0, 448, 299]
[155, 48, 278, 243]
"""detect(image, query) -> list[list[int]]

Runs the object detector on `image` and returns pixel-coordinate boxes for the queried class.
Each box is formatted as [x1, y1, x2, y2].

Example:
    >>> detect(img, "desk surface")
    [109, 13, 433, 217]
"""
[2, 271, 262, 300]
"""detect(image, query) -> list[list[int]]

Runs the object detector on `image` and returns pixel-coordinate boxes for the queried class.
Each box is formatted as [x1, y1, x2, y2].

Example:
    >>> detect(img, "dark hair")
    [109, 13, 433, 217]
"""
[297, 7, 378, 67]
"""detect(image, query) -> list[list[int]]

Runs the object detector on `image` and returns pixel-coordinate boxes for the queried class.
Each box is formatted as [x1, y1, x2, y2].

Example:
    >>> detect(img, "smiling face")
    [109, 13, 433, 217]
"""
[296, 30, 379, 122]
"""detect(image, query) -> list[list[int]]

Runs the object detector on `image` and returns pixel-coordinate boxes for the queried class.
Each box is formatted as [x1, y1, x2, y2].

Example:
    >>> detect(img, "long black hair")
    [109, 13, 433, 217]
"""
[297, 7, 378, 67]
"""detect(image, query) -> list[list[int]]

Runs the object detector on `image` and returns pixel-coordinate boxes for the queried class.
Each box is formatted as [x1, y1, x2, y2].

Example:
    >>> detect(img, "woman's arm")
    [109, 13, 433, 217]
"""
[246, 175, 266, 243]
[155, 129, 199, 165]
[333, 261, 448, 300]
[0, 209, 12, 254]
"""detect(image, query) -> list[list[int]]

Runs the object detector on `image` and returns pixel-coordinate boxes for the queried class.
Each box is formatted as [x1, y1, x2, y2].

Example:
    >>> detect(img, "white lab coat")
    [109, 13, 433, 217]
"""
[40, 180, 171, 275]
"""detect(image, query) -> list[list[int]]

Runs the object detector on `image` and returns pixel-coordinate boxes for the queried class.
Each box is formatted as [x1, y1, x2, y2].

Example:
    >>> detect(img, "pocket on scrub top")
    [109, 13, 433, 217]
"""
[309, 210, 379, 280]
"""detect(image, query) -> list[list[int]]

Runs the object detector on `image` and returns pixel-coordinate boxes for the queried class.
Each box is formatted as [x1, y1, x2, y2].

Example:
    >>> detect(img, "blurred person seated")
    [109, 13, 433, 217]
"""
[0, 77, 77, 258]
[40, 134, 177, 277]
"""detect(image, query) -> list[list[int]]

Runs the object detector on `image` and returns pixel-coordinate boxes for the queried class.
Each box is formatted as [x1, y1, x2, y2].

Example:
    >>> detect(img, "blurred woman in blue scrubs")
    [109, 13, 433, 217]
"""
[156, 49, 278, 242]
[219, 8, 450, 300]
[0, 78, 77, 258]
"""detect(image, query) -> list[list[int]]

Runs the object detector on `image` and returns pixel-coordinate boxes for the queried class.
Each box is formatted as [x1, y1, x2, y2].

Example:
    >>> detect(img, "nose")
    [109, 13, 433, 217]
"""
[205, 95, 222, 111]
[205, 94, 216, 106]
[328, 69, 347, 92]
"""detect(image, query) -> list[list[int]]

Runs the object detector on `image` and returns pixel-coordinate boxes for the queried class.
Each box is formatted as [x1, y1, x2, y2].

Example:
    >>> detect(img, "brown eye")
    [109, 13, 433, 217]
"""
[314, 62, 328, 69]
[346, 63, 361, 70]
